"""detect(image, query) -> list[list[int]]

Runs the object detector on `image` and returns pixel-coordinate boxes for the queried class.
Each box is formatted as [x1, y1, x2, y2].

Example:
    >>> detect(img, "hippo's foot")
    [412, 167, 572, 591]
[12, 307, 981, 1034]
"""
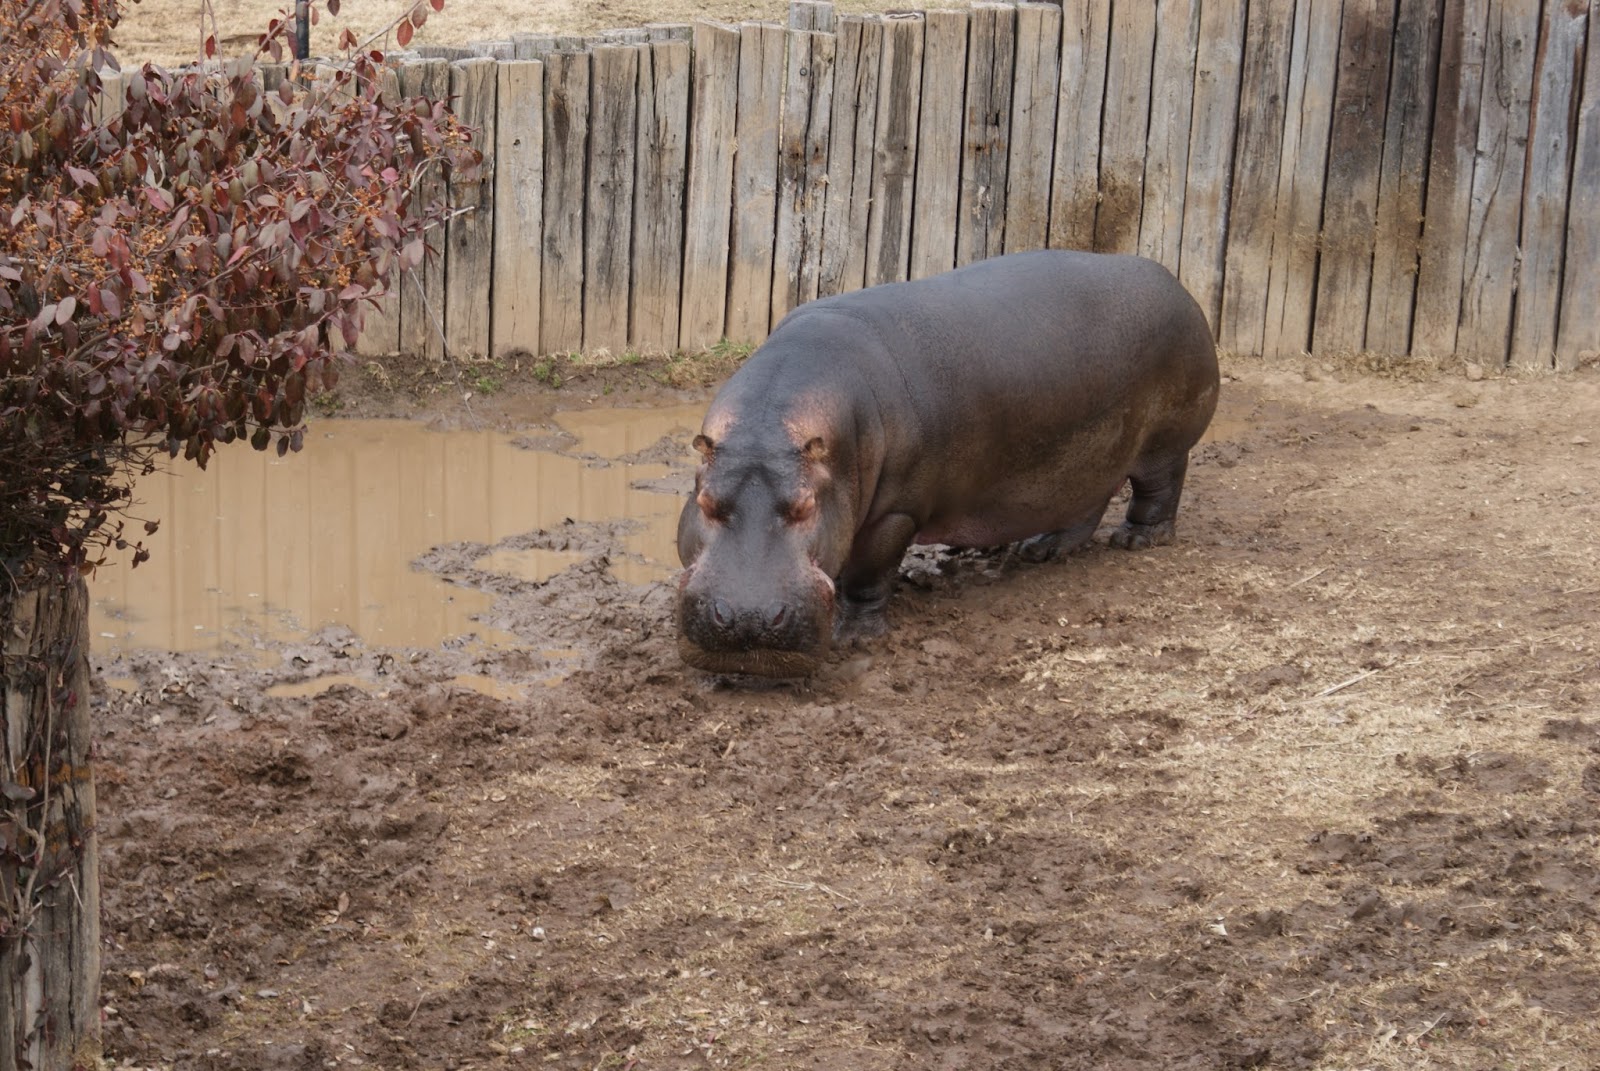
[1017, 513, 1104, 562]
[834, 594, 890, 645]
[1109, 518, 1175, 550]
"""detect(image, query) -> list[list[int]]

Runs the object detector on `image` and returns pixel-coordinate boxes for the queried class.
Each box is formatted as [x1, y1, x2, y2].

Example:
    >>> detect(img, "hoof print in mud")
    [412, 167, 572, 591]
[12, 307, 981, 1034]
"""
[675, 250, 1220, 678]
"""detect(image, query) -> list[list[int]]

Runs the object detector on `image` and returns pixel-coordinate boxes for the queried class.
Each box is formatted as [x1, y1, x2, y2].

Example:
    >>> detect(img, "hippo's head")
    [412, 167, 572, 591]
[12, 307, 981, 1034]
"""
[675, 411, 857, 677]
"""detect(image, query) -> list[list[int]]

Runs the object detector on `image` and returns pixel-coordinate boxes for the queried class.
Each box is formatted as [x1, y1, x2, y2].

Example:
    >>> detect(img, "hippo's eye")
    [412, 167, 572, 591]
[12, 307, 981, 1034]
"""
[785, 491, 817, 524]
[697, 489, 725, 522]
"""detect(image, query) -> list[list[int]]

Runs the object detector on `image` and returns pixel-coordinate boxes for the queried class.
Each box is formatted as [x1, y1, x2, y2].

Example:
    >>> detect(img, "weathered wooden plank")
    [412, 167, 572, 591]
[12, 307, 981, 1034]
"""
[490, 61, 543, 358]
[646, 23, 694, 42]
[679, 22, 740, 350]
[1049, 0, 1111, 250]
[1218, 0, 1294, 358]
[1310, 0, 1396, 356]
[818, 15, 883, 296]
[539, 50, 590, 355]
[582, 46, 639, 355]
[512, 32, 555, 58]
[772, 30, 836, 325]
[909, 9, 968, 278]
[1260, 0, 1340, 360]
[788, 0, 834, 31]
[470, 39, 515, 60]
[631, 40, 691, 354]
[358, 63, 405, 358]
[398, 59, 450, 361]
[1004, 2, 1062, 254]
[865, 14, 924, 286]
[1412, 0, 1491, 359]
[726, 23, 786, 343]
[1458, 0, 1540, 369]
[1557, 0, 1600, 369]
[1136, 0, 1198, 271]
[1093, 1, 1157, 253]
[443, 59, 498, 362]
[1510, 0, 1586, 370]
[1178, 0, 1245, 330]
[1364, 0, 1443, 357]
[958, 3, 1017, 265]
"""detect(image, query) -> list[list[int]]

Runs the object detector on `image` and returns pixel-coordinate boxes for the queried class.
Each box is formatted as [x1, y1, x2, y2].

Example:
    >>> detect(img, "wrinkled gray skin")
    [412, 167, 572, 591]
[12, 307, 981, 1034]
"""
[676, 250, 1220, 677]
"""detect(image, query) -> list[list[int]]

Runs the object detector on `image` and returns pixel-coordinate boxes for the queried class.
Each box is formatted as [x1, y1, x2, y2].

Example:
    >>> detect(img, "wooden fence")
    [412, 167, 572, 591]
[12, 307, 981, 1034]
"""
[355, 0, 1598, 371]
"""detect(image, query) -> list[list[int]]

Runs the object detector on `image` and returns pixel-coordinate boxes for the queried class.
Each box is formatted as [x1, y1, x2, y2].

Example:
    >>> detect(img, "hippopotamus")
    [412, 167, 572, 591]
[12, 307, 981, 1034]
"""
[675, 249, 1219, 677]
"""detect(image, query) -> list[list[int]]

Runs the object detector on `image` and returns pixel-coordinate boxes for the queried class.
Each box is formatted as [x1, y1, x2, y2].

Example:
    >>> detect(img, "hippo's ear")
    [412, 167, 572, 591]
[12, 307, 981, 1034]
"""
[693, 434, 715, 461]
[801, 436, 828, 464]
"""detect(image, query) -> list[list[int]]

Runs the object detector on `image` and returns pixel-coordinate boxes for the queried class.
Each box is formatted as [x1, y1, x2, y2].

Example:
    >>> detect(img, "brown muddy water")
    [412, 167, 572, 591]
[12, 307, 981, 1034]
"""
[89, 403, 705, 654]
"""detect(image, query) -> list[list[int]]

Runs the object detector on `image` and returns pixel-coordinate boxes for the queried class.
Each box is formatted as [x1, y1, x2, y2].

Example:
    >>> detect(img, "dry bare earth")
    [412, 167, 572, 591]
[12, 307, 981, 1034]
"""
[92, 357, 1600, 1070]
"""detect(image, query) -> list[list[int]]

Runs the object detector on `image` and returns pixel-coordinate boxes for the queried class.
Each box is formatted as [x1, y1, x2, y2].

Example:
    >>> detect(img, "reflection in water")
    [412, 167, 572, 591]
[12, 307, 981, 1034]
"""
[90, 403, 704, 652]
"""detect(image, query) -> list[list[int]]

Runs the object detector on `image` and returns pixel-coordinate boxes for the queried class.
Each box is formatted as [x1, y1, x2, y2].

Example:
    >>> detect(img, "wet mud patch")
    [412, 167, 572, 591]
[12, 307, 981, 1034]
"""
[92, 359, 1600, 1069]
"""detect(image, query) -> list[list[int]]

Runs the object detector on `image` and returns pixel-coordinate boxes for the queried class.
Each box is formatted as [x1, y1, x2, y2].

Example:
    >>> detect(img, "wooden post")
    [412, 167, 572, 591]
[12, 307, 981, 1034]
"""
[1004, 2, 1062, 254]
[492, 60, 544, 358]
[1136, 0, 1198, 271]
[771, 29, 837, 325]
[727, 22, 785, 344]
[397, 59, 450, 362]
[540, 50, 590, 355]
[445, 59, 498, 362]
[679, 22, 740, 350]
[1093, 1, 1156, 253]
[910, 9, 969, 279]
[1310, 0, 1396, 357]
[1177, 0, 1245, 331]
[1, 579, 100, 1071]
[865, 14, 924, 287]
[1364, 0, 1443, 358]
[1217, 0, 1293, 359]
[1510, 1, 1587, 371]
[1048, 0, 1111, 251]
[1458, 0, 1539, 369]
[957, 3, 1016, 266]
[631, 39, 691, 354]
[1412, 0, 1491, 359]
[818, 15, 883, 297]
[584, 45, 640, 354]
[357, 63, 404, 358]
[1557, 0, 1600, 370]
[1260, 0, 1340, 360]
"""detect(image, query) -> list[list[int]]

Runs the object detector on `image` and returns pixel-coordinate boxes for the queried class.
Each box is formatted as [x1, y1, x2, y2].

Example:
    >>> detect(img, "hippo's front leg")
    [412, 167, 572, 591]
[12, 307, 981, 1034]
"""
[835, 513, 918, 640]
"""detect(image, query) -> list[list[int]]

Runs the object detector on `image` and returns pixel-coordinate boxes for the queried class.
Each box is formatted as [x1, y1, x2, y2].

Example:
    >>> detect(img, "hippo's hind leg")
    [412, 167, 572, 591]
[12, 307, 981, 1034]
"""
[1110, 451, 1189, 550]
[836, 513, 918, 641]
[1018, 498, 1112, 562]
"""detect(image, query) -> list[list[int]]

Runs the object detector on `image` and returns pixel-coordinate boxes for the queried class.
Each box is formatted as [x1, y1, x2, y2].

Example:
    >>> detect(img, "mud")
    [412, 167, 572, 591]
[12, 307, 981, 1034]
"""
[87, 352, 1600, 1070]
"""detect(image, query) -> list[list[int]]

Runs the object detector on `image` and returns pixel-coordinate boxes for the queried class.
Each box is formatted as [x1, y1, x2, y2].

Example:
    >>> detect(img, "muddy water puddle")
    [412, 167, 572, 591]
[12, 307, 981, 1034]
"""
[90, 404, 704, 652]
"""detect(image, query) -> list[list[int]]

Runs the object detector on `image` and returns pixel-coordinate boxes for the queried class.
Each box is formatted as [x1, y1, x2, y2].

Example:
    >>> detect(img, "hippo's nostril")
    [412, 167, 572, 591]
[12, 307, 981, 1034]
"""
[767, 603, 788, 629]
[711, 598, 734, 629]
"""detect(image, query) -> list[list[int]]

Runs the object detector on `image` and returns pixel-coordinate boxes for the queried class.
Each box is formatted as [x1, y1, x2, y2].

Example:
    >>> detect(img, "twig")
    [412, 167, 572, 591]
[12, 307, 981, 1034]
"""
[768, 877, 860, 906]
[1304, 660, 1419, 701]
[1287, 566, 1329, 589]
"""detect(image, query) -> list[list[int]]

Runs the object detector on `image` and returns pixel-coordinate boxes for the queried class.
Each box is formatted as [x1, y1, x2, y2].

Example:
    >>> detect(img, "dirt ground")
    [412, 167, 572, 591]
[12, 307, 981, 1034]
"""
[89, 346, 1600, 1071]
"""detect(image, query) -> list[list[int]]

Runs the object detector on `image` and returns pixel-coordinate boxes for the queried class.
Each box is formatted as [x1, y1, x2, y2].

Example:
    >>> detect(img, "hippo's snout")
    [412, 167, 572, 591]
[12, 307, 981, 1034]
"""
[676, 564, 835, 678]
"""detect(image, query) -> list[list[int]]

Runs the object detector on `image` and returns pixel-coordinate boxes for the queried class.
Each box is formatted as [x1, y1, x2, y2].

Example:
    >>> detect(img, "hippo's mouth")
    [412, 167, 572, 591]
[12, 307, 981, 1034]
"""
[676, 637, 825, 679]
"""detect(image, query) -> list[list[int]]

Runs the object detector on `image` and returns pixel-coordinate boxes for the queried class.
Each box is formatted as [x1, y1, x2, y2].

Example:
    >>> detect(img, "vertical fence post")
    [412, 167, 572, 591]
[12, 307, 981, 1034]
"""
[727, 23, 786, 344]
[957, 3, 1016, 265]
[583, 45, 641, 354]
[865, 13, 924, 286]
[1093, 2, 1155, 254]
[630, 37, 691, 353]
[1135, 0, 1197, 271]
[771, 28, 836, 325]
[1004, 2, 1063, 255]
[679, 22, 740, 349]
[910, 9, 969, 278]
[1048, 0, 1110, 253]
[817, 15, 883, 297]
[1556, 0, 1600, 371]
[540, 48, 591, 355]
[1177, 1, 1243, 332]
[445, 58, 498, 361]
[492, 59, 544, 358]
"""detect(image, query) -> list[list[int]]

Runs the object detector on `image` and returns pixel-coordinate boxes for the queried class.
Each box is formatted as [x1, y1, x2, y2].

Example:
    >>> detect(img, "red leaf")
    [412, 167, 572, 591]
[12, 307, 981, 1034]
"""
[397, 17, 414, 46]
[101, 288, 122, 317]
[329, 0, 342, 13]
[430, 0, 444, 10]
[67, 166, 98, 188]
[205, 33, 217, 57]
